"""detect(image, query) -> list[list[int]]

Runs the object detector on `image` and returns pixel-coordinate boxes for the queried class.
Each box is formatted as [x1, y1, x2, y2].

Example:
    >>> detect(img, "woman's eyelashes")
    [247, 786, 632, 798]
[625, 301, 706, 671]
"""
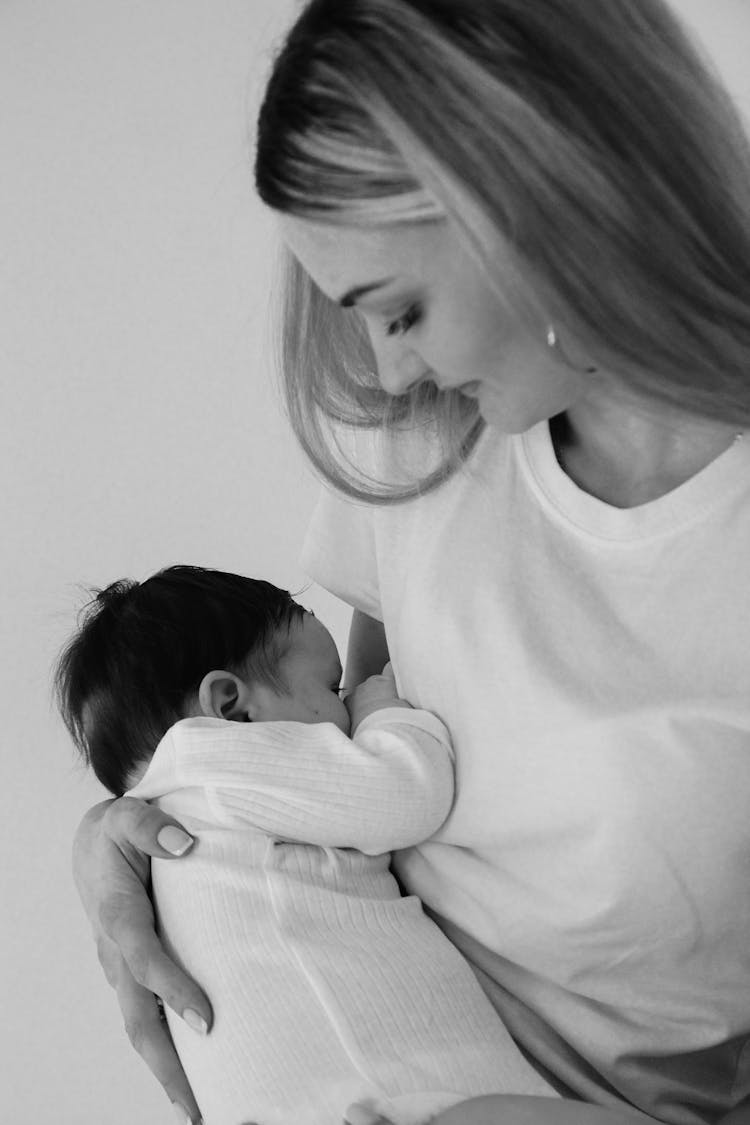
[383, 304, 422, 338]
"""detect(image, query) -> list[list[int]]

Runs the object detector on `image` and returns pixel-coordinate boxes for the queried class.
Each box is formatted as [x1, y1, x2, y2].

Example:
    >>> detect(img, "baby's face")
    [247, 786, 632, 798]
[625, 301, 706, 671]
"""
[256, 613, 350, 733]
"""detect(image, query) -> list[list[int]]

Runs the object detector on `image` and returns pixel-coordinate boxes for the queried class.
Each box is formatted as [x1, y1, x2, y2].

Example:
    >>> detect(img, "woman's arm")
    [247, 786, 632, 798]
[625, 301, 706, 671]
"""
[346, 1095, 651, 1125]
[73, 798, 212, 1125]
[345, 609, 390, 688]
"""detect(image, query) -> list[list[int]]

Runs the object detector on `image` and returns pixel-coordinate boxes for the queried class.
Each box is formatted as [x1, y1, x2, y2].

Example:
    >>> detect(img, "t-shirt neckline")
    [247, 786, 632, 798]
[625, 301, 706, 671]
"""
[516, 420, 749, 542]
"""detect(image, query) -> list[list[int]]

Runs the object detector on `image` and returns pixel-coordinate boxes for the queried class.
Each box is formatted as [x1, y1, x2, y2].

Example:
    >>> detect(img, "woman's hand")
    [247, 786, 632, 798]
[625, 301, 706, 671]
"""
[73, 797, 213, 1125]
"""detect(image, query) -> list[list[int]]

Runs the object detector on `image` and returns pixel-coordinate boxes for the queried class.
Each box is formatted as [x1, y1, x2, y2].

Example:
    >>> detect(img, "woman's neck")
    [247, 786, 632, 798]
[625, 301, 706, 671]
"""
[550, 379, 742, 508]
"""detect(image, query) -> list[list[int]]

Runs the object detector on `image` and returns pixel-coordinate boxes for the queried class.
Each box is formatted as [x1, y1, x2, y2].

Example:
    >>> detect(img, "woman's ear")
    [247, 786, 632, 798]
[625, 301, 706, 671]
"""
[197, 670, 254, 722]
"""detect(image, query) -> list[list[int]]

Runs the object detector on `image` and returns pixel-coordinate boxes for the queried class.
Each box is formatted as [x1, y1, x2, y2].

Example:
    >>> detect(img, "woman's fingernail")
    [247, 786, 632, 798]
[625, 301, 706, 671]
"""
[158, 826, 194, 855]
[183, 1008, 208, 1034]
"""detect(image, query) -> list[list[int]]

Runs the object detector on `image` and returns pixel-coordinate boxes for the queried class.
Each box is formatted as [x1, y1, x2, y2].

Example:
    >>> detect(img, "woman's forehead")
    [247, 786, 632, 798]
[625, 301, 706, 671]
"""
[278, 213, 444, 300]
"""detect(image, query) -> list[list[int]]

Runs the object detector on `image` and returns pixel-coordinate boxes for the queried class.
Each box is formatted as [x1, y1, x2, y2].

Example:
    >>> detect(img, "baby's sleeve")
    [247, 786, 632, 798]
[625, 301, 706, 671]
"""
[349, 707, 455, 851]
[164, 713, 454, 854]
[301, 422, 446, 618]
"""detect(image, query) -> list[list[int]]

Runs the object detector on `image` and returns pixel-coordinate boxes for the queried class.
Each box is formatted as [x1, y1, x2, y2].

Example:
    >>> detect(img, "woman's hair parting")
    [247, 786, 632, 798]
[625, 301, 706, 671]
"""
[255, 0, 750, 501]
[54, 565, 305, 797]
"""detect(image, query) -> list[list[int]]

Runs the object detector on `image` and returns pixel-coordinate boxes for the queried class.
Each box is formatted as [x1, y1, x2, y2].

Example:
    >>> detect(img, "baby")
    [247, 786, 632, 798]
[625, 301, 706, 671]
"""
[56, 565, 556, 1125]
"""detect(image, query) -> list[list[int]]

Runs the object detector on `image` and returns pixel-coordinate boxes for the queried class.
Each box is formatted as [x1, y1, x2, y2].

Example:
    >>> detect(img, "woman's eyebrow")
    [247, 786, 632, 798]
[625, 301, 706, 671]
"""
[338, 278, 396, 307]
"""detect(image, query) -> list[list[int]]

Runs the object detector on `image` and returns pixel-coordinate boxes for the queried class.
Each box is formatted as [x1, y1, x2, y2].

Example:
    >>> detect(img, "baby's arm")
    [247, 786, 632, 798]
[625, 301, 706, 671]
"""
[345, 661, 413, 731]
[142, 672, 454, 853]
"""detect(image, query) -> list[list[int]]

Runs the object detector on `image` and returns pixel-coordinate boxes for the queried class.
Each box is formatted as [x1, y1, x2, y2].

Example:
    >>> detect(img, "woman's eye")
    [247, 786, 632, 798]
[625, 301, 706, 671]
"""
[384, 305, 422, 338]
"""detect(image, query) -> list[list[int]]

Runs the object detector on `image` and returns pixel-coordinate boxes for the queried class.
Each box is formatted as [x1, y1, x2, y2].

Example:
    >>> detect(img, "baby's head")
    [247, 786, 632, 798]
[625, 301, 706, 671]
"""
[55, 565, 349, 796]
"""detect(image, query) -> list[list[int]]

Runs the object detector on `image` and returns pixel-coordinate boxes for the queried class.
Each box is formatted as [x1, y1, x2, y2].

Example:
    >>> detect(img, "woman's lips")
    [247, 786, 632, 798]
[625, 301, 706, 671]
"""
[458, 381, 482, 397]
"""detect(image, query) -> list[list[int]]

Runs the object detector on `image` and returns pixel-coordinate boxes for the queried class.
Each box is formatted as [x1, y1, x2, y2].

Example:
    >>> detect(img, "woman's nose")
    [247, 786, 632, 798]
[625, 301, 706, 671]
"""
[371, 337, 431, 396]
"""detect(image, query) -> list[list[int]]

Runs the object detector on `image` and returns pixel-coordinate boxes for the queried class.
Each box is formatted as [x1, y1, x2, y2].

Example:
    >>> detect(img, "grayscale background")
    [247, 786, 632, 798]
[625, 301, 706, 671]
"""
[1, 2, 747, 1122]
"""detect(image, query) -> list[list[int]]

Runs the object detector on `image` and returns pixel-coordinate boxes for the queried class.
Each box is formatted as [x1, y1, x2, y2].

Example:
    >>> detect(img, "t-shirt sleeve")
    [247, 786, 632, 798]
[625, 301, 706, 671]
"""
[300, 484, 383, 621]
[300, 424, 444, 620]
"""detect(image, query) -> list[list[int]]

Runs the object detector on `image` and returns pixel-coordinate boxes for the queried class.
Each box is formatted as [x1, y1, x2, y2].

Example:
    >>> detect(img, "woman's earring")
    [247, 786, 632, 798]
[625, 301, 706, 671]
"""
[546, 324, 597, 375]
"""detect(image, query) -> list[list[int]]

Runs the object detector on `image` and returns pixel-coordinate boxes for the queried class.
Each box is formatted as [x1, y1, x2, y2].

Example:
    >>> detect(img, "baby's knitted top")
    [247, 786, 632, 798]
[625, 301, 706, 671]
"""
[128, 712, 555, 1125]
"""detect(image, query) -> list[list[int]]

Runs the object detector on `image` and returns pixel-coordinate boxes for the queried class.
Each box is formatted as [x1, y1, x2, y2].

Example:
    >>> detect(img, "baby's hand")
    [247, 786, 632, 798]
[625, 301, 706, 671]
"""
[346, 663, 413, 733]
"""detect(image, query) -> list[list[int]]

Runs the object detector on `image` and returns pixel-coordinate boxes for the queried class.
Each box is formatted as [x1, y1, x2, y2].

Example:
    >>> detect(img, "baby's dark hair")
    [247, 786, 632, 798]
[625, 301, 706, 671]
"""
[55, 565, 305, 797]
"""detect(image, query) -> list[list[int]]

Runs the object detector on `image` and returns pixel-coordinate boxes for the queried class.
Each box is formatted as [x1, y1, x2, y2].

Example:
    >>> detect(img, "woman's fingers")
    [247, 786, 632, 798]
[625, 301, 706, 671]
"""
[75, 797, 213, 1029]
[93, 818, 213, 1029]
[94, 931, 123, 991]
[117, 971, 204, 1125]
[112, 911, 211, 1030]
[102, 796, 197, 861]
[72, 794, 213, 1118]
[72, 797, 195, 928]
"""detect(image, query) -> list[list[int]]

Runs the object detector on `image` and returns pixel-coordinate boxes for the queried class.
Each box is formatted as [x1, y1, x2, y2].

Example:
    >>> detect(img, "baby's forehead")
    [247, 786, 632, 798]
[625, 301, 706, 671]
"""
[280, 611, 341, 668]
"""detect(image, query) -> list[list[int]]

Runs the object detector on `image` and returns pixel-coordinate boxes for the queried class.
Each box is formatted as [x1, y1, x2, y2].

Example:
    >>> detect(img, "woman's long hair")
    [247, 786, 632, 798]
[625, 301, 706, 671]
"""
[255, 0, 750, 501]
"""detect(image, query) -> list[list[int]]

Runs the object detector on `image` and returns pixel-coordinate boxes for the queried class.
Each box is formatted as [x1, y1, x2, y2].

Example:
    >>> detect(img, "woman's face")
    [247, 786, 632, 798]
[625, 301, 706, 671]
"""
[280, 215, 591, 432]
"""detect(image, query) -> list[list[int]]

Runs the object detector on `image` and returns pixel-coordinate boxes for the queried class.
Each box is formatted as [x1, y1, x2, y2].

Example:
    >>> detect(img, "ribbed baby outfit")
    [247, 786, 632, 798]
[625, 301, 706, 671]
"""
[127, 712, 555, 1125]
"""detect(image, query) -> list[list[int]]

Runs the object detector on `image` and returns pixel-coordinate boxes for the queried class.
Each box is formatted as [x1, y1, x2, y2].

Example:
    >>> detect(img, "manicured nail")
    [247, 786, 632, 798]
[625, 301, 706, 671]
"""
[183, 1008, 208, 1034]
[158, 826, 194, 856]
[171, 1103, 191, 1125]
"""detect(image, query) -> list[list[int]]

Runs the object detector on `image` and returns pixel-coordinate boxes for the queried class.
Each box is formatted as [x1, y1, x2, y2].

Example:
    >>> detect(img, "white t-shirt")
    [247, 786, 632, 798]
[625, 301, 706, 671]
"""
[300, 420, 750, 1124]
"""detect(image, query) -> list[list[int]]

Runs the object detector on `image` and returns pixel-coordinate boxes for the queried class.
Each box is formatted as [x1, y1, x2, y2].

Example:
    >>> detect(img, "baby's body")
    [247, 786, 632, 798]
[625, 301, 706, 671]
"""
[58, 569, 556, 1124]
[128, 708, 556, 1125]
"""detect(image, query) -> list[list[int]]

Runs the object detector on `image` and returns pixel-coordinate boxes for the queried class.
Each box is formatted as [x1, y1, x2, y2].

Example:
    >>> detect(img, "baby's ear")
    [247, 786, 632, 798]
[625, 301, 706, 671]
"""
[197, 671, 254, 722]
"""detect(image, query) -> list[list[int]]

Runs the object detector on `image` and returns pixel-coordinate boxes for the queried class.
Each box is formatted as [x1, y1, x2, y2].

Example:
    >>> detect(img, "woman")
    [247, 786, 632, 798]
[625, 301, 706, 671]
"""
[72, 1, 750, 1123]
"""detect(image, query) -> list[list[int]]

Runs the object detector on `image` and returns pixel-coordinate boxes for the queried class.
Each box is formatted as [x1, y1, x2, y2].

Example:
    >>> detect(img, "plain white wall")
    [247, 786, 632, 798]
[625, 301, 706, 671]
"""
[1, 3, 748, 1123]
[0, 4, 351, 1123]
